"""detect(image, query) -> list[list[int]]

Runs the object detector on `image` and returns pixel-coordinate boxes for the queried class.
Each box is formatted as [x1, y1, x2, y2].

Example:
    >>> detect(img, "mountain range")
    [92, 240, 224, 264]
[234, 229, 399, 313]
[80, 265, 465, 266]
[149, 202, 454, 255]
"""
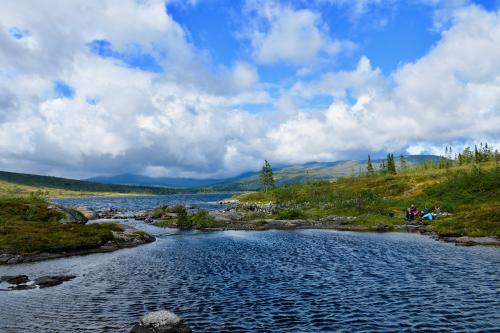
[87, 155, 441, 191]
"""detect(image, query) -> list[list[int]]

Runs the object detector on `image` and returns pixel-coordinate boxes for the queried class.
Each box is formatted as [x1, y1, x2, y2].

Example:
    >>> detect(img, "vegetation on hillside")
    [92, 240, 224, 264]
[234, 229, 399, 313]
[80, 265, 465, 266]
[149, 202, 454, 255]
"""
[0, 194, 123, 255]
[0, 171, 198, 198]
[237, 144, 500, 238]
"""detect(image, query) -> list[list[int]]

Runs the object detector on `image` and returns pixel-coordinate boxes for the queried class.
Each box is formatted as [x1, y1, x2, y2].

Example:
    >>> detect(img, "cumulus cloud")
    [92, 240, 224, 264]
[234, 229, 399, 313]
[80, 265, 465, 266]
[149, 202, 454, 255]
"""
[245, 1, 354, 65]
[270, 4, 500, 163]
[0, 1, 499, 179]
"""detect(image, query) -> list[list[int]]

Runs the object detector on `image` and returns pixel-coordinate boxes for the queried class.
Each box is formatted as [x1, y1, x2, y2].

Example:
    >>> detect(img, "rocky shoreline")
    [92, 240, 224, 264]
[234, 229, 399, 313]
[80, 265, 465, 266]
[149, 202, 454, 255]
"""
[143, 201, 500, 247]
[0, 224, 155, 266]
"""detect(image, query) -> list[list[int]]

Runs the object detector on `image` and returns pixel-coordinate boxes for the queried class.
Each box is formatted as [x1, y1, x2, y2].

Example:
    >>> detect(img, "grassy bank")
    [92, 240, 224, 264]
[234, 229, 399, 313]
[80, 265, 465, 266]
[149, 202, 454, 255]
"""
[0, 194, 123, 255]
[236, 162, 500, 237]
[0, 170, 199, 198]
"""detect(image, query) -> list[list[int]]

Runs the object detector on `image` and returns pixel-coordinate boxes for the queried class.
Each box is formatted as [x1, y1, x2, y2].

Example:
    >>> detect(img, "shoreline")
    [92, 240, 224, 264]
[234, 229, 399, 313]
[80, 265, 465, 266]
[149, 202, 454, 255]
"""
[0, 224, 155, 265]
[199, 223, 500, 247]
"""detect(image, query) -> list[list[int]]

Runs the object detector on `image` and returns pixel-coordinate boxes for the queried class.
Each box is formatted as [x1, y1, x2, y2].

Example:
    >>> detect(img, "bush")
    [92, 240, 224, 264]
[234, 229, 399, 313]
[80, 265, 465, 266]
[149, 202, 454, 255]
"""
[276, 208, 306, 220]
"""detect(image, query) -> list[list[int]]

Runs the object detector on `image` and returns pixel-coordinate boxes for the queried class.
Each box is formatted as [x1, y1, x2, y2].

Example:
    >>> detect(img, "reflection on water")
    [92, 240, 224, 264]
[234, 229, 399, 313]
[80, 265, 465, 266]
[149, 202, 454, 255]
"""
[0, 195, 499, 332]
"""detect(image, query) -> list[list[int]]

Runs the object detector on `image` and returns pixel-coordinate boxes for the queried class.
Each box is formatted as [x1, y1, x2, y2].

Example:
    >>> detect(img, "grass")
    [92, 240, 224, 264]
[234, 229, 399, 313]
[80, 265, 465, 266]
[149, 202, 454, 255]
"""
[0, 170, 198, 198]
[236, 162, 500, 237]
[0, 194, 124, 256]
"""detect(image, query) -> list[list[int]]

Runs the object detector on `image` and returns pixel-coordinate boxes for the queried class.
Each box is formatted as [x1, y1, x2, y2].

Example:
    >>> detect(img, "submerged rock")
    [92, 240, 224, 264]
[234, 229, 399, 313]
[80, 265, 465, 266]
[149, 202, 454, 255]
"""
[1, 275, 29, 285]
[131, 311, 192, 333]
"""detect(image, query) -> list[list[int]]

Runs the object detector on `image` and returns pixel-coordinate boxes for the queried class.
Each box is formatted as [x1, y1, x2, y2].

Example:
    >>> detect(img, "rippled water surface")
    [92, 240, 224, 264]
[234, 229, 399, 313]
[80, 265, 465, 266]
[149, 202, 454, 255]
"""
[1, 195, 499, 332]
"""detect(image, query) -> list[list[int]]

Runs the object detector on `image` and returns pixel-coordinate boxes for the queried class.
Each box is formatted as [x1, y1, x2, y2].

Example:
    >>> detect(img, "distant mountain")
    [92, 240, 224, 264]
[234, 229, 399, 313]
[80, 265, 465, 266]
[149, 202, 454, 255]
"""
[87, 155, 441, 191]
[86, 172, 255, 188]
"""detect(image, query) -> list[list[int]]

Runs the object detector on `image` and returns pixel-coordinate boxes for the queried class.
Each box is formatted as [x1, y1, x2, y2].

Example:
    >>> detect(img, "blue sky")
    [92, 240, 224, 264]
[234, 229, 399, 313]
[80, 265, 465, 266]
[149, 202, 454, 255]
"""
[1, 0, 500, 178]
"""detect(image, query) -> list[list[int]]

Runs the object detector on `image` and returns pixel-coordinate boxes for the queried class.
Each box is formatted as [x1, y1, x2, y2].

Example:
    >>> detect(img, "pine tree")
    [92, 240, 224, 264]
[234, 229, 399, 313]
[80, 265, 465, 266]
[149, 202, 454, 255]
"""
[259, 160, 275, 191]
[399, 154, 407, 170]
[367, 154, 374, 174]
[474, 145, 480, 163]
[387, 153, 396, 174]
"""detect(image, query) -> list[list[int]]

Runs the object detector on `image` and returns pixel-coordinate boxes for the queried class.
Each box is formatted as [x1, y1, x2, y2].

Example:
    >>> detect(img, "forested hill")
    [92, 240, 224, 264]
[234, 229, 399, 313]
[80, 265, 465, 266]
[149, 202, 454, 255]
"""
[208, 155, 441, 191]
[0, 171, 195, 197]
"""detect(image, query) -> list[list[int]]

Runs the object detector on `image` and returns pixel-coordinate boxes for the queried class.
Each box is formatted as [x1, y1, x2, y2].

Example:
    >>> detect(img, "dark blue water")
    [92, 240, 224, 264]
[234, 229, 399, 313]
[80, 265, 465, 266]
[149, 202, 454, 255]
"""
[1, 195, 499, 332]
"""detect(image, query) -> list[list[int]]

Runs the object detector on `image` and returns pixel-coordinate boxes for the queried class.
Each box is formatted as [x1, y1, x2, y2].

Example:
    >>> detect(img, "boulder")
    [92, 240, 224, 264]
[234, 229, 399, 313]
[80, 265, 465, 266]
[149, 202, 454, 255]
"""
[49, 204, 88, 224]
[75, 206, 98, 220]
[34, 275, 76, 288]
[1, 275, 29, 285]
[131, 311, 192, 333]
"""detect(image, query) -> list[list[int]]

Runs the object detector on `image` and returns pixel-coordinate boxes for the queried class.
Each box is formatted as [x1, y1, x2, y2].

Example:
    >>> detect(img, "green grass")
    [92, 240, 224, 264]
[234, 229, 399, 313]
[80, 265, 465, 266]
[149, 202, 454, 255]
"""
[153, 207, 224, 229]
[236, 163, 500, 237]
[0, 195, 124, 255]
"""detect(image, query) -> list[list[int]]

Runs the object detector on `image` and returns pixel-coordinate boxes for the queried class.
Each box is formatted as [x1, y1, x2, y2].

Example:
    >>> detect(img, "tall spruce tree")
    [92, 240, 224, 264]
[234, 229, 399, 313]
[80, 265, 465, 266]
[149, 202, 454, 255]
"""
[259, 160, 275, 191]
[387, 153, 397, 174]
[367, 154, 374, 174]
[399, 154, 407, 170]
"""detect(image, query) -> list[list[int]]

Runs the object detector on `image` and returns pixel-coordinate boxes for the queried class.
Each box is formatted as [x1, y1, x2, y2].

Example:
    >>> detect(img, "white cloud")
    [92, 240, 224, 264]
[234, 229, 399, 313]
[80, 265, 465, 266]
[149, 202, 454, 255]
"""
[0, 1, 499, 179]
[268, 4, 500, 163]
[246, 1, 354, 65]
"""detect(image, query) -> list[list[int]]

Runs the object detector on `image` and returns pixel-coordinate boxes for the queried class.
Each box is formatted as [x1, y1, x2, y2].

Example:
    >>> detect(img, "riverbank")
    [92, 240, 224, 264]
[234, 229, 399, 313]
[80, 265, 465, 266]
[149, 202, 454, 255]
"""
[0, 195, 155, 265]
[232, 163, 500, 240]
[148, 208, 500, 247]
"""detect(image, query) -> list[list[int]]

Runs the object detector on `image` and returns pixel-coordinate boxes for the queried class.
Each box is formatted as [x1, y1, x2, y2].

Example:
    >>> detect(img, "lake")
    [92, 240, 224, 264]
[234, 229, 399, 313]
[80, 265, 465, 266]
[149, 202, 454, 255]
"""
[0, 194, 499, 332]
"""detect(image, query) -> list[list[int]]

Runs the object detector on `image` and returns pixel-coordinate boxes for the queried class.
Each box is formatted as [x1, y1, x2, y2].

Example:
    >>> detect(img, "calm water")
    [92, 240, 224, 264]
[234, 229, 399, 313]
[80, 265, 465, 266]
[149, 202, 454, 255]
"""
[0, 195, 499, 332]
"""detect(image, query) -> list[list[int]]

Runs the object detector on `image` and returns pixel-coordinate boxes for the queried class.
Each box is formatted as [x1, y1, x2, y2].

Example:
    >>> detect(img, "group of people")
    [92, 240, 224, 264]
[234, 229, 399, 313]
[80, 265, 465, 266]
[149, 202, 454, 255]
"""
[405, 204, 435, 221]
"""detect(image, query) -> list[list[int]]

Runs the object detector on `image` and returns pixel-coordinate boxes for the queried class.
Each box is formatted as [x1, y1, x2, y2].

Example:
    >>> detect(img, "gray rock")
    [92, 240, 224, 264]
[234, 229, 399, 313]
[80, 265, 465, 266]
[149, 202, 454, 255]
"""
[49, 204, 88, 224]
[6, 255, 23, 265]
[34, 275, 76, 288]
[0, 254, 14, 264]
[131, 311, 192, 333]
[8, 284, 36, 291]
[1, 275, 29, 285]
[75, 206, 98, 220]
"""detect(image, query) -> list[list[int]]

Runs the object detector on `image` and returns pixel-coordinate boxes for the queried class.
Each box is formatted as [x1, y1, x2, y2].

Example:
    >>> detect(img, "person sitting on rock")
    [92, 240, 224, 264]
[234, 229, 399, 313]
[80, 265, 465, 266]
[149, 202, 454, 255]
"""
[406, 204, 417, 220]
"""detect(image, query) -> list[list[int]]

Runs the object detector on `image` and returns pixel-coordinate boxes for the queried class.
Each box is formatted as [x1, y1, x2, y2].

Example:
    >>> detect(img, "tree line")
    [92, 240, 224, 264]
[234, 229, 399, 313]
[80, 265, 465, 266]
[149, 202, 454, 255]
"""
[367, 142, 499, 176]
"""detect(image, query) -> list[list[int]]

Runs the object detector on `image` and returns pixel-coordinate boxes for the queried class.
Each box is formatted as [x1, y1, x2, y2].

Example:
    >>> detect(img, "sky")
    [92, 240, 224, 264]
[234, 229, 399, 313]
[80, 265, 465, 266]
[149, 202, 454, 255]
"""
[0, 0, 500, 179]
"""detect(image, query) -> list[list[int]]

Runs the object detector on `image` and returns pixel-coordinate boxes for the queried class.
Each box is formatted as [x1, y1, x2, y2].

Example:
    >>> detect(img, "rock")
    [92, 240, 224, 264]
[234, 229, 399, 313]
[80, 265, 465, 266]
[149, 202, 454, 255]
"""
[1, 275, 29, 285]
[34, 275, 76, 288]
[131, 311, 192, 333]
[0, 254, 15, 264]
[6, 255, 23, 265]
[75, 206, 98, 220]
[49, 204, 88, 224]
[8, 284, 36, 291]
[454, 236, 500, 247]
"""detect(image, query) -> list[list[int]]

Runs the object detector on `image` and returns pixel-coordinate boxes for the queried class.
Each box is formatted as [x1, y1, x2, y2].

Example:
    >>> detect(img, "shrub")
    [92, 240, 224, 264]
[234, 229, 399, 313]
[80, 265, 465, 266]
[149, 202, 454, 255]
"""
[276, 208, 306, 220]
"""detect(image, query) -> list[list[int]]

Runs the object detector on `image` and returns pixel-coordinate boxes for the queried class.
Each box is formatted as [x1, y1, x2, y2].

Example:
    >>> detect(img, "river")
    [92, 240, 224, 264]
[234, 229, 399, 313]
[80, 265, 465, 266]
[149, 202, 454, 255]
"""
[0, 194, 499, 332]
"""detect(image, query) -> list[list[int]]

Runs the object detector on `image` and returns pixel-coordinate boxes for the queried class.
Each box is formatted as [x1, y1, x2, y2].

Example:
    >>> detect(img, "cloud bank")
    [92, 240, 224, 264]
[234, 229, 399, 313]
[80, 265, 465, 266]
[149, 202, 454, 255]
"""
[0, 0, 499, 178]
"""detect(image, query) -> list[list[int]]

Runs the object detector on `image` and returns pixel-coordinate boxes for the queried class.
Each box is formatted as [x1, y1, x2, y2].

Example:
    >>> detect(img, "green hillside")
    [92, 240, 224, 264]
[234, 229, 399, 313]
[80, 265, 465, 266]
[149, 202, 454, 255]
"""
[0, 171, 195, 197]
[236, 161, 500, 238]
[211, 155, 440, 191]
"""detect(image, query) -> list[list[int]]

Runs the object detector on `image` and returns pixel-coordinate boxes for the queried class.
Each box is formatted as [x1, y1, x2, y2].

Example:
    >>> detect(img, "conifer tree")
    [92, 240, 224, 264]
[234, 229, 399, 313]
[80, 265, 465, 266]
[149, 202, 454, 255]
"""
[367, 154, 374, 174]
[259, 160, 275, 191]
[387, 153, 396, 174]
[399, 154, 407, 170]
